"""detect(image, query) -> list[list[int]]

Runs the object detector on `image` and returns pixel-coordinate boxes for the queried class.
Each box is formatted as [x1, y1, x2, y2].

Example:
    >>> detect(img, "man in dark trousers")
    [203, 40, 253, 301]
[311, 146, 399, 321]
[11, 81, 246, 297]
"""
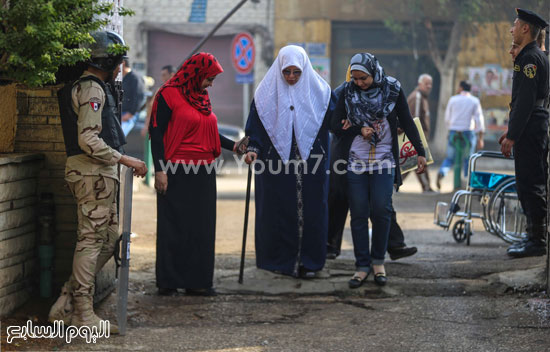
[500, 8, 549, 258]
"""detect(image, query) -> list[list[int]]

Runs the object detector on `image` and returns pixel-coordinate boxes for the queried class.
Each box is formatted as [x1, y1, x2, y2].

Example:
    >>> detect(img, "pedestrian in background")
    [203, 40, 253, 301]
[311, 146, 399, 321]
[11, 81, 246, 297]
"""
[121, 58, 145, 136]
[500, 8, 549, 258]
[436, 81, 485, 190]
[142, 65, 176, 137]
[403, 73, 435, 193]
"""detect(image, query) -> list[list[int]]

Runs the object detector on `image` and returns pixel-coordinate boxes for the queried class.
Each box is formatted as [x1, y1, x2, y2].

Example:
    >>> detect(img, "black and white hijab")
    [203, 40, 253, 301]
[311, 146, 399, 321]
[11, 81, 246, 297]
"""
[344, 53, 401, 145]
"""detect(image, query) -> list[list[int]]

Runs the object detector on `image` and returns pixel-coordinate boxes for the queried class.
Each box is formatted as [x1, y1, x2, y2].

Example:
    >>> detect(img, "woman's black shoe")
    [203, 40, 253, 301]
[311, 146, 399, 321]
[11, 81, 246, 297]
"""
[158, 288, 178, 296]
[373, 273, 387, 286]
[185, 288, 217, 296]
[348, 272, 370, 289]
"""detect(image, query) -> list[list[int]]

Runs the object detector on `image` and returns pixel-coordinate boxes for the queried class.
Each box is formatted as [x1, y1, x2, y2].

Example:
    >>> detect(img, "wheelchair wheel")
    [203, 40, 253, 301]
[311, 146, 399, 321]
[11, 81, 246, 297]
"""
[452, 220, 467, 243]
[487, 178, 527, 243]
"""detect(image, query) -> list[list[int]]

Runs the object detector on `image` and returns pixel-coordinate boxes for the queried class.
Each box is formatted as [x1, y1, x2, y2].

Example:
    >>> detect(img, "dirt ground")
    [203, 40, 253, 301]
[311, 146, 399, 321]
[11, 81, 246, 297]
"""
[3, 167, 550, 351]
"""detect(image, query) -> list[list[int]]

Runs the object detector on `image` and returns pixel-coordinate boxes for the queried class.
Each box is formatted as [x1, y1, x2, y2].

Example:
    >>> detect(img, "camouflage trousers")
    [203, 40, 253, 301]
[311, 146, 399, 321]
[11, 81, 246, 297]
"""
[64, 175, 119, 298]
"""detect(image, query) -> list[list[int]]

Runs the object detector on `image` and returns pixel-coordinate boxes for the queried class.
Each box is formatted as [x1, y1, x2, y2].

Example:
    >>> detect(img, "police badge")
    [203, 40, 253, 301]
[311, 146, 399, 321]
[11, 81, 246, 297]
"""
[523, 63, 537, 78]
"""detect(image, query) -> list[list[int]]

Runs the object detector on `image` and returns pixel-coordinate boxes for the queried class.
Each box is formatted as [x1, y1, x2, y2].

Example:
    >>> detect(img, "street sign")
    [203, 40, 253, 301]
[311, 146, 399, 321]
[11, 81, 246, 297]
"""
[231, 32, 255, 74]
[236, 72, 254, 84]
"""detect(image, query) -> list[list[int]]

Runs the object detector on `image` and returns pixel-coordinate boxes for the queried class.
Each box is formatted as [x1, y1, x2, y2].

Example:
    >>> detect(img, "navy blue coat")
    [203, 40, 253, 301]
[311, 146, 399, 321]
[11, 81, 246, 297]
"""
[245, 95, 336, 276]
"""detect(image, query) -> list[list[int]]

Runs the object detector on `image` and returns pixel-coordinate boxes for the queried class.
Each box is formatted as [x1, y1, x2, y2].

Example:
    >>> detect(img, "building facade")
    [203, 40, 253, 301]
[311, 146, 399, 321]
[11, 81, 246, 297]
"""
[123, 0, 275, 127]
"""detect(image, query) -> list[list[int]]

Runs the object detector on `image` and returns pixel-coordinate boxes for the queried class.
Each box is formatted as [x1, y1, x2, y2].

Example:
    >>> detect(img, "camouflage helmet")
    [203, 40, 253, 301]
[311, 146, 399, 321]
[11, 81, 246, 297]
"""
[83, 31, 127, 72]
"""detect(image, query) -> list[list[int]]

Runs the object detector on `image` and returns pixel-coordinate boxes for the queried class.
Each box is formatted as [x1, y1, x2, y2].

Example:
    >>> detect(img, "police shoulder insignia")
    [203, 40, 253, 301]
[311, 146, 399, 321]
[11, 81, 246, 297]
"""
[513, 64, 520, 72]
[523, 63, 537, 78]
[89, 97, 101, 112]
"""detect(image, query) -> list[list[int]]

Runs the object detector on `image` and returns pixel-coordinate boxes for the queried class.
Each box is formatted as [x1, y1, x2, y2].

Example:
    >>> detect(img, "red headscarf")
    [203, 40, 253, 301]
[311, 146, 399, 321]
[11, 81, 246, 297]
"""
[151, 52, 223, 127]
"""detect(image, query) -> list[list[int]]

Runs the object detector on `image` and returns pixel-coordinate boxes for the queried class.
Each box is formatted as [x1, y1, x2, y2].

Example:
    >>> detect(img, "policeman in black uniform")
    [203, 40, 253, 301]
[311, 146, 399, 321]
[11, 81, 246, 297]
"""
[500, 9, 549, 258]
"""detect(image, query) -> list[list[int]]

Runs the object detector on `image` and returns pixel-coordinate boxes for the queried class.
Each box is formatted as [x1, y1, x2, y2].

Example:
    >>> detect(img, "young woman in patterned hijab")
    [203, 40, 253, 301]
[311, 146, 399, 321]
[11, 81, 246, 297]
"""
[330, 53, 427, 289]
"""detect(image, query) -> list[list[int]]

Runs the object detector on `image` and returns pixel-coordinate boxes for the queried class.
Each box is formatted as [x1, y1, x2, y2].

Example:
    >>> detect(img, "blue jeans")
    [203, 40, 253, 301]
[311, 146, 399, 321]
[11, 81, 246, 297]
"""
[347, 168, 395, 270]
[438, 130, 477, 177]
[121, 112, 138, 137]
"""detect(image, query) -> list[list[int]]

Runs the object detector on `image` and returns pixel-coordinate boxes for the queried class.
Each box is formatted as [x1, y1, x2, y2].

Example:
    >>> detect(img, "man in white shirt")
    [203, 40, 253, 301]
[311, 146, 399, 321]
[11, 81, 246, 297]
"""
[436, 81, 485, 189]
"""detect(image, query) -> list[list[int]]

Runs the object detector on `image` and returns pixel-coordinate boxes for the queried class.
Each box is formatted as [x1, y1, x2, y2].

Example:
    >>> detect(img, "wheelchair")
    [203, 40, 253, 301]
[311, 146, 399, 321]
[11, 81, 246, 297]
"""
[434, 151, 527, 245]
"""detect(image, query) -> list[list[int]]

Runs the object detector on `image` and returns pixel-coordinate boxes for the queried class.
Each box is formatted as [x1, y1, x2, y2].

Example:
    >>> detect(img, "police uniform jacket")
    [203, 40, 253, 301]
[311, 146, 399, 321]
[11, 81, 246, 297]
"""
[507, 41, 549, 142]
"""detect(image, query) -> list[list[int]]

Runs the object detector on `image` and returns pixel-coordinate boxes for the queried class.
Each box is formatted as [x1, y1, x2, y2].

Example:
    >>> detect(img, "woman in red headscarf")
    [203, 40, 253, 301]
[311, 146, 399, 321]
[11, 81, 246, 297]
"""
[149, 53, 236, 296]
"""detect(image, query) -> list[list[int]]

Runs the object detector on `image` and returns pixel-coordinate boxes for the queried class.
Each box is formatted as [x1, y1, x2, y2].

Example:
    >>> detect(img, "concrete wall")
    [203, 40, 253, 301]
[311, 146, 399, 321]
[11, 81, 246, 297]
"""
[0, 154, 42, 316]
[14, 85, 78, 296]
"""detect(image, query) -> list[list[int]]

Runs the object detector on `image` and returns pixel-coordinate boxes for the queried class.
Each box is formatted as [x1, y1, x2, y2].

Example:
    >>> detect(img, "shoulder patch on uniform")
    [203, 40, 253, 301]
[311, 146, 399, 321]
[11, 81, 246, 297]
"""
[513, 64, 520, 72]
[523, 63, 537, 78]
[89, 97, 101, 111]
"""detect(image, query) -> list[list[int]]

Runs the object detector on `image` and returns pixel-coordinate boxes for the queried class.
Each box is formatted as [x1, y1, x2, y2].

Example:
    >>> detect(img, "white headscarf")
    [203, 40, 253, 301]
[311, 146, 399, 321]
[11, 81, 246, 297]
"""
[254, 45, 331, 163]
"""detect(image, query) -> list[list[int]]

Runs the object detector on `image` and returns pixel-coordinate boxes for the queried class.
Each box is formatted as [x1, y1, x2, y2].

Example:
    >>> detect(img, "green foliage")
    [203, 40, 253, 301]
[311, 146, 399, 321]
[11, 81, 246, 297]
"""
[0, 1, 131, 86]
[106, 43, 130, 56]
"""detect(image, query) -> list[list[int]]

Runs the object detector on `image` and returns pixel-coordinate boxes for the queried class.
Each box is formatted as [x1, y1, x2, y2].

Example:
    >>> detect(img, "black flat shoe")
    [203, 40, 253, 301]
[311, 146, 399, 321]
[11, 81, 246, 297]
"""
[326, 251, 339, 260]
[158, 288, 178, 296]
[388, 246, 417, 260]
[373, 273, 387, 286]
[185, 288, 217, 296]
[348, 272, 370, 289]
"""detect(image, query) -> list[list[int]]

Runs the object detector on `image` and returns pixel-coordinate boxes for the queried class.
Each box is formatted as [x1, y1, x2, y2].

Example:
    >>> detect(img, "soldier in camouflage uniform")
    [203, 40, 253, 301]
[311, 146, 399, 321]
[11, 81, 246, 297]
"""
[49, 31, 147, 333]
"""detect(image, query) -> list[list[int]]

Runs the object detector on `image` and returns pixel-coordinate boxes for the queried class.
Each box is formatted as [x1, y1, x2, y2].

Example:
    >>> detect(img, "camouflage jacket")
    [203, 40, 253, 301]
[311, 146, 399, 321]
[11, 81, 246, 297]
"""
[65, 71, 122, 181]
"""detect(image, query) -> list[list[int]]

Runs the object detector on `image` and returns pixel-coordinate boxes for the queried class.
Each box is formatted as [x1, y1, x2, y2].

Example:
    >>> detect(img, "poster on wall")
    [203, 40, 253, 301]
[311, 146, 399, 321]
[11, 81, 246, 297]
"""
[468, 64, 512, 97]
[469, 67, 485, 95]
[500, 69, 513, 95]
[310, 57, 330, 84]
[482, 64, 502, 95]
[286, 42, 331, 84]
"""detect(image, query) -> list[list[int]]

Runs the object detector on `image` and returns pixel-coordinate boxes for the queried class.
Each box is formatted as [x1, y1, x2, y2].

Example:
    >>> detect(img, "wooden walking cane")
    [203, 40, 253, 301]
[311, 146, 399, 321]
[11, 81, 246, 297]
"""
[239, 163, 253, 284]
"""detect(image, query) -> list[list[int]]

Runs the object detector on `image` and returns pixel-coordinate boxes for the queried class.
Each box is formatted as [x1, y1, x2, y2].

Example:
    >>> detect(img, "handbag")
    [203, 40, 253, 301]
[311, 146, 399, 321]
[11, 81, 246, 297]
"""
[398, 117, 434, 175]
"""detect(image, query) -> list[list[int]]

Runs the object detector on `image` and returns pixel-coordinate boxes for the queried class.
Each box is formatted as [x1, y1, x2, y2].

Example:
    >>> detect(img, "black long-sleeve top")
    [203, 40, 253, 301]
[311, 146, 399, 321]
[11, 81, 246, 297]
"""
[329, 86, 426, 190]
[149, 94, 235, 172]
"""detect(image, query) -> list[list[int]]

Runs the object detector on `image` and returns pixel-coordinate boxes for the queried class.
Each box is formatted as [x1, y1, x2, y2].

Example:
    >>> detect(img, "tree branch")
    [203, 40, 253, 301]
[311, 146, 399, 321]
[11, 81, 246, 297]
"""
[0, 52, 9, 66]
[424, 19, 443, 71]
[442, 19, 464, 69]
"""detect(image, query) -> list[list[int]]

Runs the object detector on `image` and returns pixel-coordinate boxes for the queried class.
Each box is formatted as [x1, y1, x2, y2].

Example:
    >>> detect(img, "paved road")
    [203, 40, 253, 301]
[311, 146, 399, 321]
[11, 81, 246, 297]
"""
[7, 168, 550, 351]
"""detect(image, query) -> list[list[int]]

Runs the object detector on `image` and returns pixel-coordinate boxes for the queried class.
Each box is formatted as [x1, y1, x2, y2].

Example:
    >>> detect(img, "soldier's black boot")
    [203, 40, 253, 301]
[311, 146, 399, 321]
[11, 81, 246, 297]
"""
[508, 220, 532, 250]
[507, 224, 547, 258]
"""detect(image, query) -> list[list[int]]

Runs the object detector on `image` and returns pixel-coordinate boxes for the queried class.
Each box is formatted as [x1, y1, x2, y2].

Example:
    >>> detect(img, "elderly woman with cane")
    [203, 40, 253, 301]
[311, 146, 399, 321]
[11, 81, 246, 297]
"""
[244, 45, 336, 278]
